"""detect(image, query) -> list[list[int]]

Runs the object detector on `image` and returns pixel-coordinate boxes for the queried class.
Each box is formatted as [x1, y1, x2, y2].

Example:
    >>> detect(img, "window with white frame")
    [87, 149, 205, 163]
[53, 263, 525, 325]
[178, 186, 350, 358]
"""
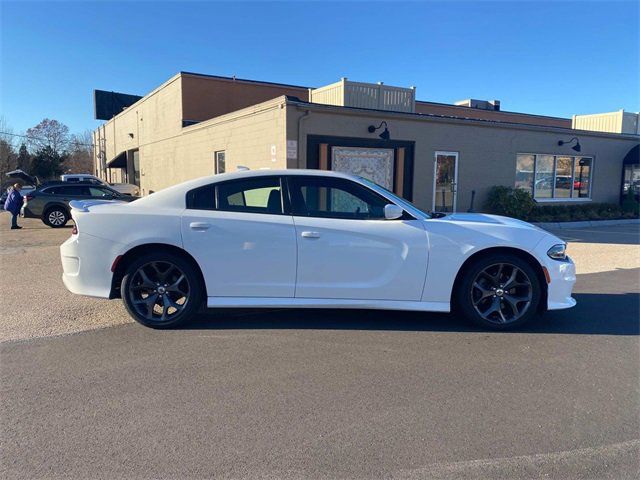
[214, 151, 226, 174]
[516, 154, 593, 200]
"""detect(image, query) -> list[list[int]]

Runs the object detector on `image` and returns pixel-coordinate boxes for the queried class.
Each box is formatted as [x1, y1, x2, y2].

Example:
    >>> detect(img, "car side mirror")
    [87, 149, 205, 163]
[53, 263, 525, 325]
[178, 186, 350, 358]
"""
[384, 204, 403, 220]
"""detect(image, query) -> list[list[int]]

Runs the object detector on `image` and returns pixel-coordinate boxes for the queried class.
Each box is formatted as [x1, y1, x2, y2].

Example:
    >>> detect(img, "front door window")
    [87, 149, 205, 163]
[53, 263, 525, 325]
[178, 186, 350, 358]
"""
[433, 152, 458, 212]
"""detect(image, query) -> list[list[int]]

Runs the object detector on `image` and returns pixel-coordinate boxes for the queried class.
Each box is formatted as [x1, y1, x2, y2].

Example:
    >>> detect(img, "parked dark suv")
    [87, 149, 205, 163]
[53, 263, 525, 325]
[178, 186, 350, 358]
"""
[24, 182, 137, 227]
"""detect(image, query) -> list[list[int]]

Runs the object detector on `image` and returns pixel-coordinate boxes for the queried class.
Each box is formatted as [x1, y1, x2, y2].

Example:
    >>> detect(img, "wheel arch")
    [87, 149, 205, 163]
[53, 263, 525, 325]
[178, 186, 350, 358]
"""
[42, 202, 71, 226]
[43, 202, 70, 217]
[450, 246, 548, 313]
[109, 243, 207, 300]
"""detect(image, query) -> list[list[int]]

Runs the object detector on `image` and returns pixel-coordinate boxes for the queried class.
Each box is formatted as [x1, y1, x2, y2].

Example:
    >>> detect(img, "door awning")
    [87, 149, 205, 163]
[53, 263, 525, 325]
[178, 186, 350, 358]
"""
[623, 145, 639, 165]
[107, 151, 127, 168]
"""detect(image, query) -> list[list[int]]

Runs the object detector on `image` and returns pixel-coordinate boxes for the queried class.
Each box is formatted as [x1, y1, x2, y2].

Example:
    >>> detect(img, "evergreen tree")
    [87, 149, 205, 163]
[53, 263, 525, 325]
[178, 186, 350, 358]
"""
[16, 144, 32, 171]
[30, 146, 68, 180]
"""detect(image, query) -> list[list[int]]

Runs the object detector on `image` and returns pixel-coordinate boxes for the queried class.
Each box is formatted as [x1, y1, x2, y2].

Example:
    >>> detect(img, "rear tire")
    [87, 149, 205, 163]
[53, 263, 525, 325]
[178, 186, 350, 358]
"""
[455, 253, 542, 330]
[43, 206, 69, 228]
[121, 251, 204, 329]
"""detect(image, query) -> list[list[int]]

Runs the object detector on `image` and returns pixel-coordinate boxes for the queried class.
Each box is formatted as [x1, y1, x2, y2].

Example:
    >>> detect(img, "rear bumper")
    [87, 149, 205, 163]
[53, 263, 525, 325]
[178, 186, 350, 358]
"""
[22, 206, 39, 218]
[60, 233, 122, 299]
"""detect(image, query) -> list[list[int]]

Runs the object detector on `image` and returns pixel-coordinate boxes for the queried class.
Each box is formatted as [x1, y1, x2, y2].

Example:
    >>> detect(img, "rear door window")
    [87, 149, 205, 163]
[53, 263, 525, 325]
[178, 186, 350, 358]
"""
[217, 177, 283, 214]
[186, 176, 284, 215]
[88, 187, 115, 197]
[49, 185, 89, 196]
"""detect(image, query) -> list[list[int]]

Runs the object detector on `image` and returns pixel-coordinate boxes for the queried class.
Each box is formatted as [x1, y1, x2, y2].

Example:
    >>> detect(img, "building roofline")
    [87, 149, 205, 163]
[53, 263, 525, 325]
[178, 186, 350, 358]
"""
[179, 71, 310, 90]
[286, 98, 640, 141]
[415, 99, 570, 122]
[95, 71, 633, 138]
[95, 72, 310, 129]
[178, 72, 572, 123]
[181, 95, 288, 133]
[572, 109, 639, 117]
[95, 72, 183, 127]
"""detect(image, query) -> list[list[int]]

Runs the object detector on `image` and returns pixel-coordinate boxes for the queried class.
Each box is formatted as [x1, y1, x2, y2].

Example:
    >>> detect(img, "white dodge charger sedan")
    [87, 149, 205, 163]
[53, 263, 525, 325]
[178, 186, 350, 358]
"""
[60, 169, 576, 330]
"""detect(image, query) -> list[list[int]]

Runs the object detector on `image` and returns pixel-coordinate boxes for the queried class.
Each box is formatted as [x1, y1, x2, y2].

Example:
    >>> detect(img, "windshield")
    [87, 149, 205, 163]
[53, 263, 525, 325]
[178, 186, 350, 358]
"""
[356, 176, 431, 219]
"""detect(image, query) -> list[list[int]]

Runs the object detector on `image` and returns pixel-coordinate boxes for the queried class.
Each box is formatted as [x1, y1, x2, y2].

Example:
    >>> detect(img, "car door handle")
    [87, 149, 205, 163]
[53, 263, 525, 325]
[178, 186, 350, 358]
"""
[189, 222, 211, 231]
[301, 231, 320, 239]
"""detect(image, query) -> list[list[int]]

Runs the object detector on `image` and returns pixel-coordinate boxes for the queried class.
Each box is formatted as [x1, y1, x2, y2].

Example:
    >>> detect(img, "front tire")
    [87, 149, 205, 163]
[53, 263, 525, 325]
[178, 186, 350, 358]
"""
[43, 207, 69, 228]
[455, 253, 542, 330]
[121, 251, 204, 329]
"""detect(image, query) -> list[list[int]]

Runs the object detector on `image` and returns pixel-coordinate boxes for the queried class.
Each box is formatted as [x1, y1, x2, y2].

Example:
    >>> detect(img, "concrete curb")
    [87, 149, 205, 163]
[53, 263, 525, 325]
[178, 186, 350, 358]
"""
[534, 218, 640, 229]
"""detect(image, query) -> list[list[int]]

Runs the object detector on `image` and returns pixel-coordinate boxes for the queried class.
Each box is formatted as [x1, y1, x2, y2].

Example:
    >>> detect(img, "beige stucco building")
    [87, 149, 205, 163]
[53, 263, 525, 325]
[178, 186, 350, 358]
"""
[94, 72, 639, 212]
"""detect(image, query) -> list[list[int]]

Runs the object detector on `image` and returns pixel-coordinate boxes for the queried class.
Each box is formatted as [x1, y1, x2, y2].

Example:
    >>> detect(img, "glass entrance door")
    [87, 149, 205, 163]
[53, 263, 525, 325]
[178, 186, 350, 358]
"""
[132, 150, 140, 187]
[433, 152, 458, 212]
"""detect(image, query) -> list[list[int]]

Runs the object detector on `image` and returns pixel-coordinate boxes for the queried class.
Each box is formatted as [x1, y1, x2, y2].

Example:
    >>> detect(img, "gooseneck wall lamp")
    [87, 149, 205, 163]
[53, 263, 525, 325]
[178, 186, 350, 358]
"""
[558, 137, 581, 153]
[368, 121, 390, 140]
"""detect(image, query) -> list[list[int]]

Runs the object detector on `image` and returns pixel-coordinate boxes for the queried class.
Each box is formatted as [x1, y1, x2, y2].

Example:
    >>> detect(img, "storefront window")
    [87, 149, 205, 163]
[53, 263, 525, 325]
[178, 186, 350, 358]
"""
[574, 157, 591, 198]
[622, 163, 640, 197]
[555, 156, 573, 198]
[515, 154, 534, 194]
[516, 154, 593, 200]
[534, 155, 554, 199]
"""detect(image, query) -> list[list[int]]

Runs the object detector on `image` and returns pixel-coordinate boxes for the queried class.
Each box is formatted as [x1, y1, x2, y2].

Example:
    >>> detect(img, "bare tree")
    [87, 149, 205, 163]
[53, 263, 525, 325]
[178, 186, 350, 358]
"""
[26, 118, 70, 154]
[65, 130, 94, 174]
[0, 116, 17, 149]
[0, 117, 18, 183]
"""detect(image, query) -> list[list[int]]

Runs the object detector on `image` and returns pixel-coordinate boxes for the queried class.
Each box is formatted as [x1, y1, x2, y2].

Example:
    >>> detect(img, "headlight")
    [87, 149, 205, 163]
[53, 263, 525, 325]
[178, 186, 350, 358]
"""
[547, 243, 567, 261]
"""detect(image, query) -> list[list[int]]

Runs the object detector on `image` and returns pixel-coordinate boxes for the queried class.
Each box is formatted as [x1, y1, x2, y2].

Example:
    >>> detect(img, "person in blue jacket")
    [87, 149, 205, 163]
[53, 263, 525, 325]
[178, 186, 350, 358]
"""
[4, 183, 23, 230]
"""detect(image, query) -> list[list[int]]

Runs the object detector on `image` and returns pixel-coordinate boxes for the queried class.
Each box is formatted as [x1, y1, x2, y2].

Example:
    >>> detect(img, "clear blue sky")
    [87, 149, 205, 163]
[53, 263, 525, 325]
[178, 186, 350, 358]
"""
[1, 1, 638, 135]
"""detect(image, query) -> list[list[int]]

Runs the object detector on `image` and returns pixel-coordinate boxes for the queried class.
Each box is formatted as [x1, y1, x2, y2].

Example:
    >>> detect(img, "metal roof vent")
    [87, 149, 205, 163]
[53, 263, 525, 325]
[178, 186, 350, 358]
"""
[455, 99, 501, 111]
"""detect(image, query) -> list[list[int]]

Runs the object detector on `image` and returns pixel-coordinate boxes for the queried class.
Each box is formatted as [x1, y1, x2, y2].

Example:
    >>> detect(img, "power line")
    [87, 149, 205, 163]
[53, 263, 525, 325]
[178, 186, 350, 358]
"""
[0, 131, 94, 148]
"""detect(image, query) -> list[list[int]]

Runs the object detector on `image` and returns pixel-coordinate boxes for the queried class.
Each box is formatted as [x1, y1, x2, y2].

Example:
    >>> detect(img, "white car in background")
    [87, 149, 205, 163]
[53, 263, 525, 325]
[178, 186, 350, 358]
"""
[60, 174, 139, 196]
[60, 170, 576, 330]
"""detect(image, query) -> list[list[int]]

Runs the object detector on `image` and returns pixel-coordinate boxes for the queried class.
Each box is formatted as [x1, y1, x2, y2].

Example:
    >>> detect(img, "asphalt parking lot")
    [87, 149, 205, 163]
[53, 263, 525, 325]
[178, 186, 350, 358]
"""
[1, 215, 639, 479]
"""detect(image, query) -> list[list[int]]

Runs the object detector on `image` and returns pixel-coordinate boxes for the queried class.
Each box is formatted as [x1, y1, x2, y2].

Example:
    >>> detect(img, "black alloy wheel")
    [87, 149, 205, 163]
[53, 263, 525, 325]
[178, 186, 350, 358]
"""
[121, 252, 203, 329]
[456, 253, 542, 330]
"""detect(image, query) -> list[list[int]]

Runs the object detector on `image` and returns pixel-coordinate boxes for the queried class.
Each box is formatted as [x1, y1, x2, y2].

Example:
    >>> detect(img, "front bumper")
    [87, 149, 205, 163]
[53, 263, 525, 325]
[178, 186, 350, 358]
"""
[60, 232, 121, 299]
[544, 255, 577, 310]
[531, 235, 577, 311]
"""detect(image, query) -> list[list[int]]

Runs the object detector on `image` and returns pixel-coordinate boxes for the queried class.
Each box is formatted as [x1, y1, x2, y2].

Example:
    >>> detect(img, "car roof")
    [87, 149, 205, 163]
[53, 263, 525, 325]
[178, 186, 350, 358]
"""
[38, 181, 116, 190]
[133, 169, 363, 208]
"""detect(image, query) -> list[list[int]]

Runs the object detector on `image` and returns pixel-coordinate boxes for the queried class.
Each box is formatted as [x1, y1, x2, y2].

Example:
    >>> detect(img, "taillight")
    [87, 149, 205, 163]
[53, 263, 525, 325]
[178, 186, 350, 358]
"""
[25, 195, 34, 201]
[71, 225, 78, 235]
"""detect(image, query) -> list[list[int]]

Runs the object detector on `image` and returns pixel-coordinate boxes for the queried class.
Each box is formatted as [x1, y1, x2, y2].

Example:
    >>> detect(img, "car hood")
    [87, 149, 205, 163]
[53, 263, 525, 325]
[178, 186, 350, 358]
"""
[422, 212, 561, 258]
[433, 212, 542, 230]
